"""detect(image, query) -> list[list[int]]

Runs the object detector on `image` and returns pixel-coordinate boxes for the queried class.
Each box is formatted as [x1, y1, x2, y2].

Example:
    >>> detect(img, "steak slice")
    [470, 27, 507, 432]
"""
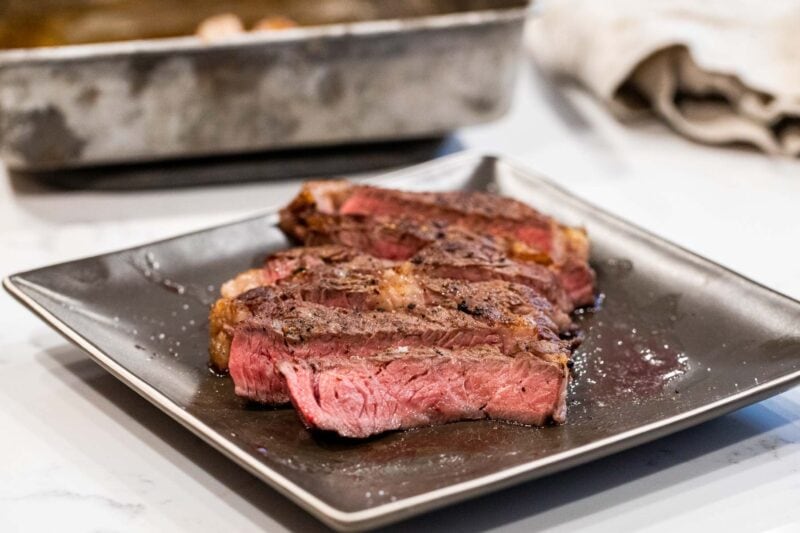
[227, 295, 568, 404]
[210, 247, 573, 372]
[232, 246, 571, 329]
[339, 185, 592, 283]
[286, 211, 440, 261]
[339, 185, 556, 254]
[262, 244, 391, 284]
[279, 346, 568, 438]
[210, 181, 596, 437]
[279, 181, 596, 307]
[409, 230, 575, 315]
[219, 245, 388, 299]
[280, 180, 557, 252]
[281, 220, 575, 314]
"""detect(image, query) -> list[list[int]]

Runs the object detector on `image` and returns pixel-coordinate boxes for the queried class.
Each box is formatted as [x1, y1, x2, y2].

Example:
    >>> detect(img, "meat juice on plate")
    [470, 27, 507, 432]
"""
[569, 257, 691, 410]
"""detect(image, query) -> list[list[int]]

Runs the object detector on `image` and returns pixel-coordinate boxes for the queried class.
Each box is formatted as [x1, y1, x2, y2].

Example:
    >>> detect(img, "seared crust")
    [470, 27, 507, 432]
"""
[213, 181, 592, 433]
[208, 297, 249, 372]
[278, 181, 595, 307]
[209, 253, 572, 372]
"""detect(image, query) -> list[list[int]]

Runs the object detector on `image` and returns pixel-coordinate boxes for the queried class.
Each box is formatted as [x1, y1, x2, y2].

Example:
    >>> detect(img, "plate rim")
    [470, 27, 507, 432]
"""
[5, 151, 800, 531]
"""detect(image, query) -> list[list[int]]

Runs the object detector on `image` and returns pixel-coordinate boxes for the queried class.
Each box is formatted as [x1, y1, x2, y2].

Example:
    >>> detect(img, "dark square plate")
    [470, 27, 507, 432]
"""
[5, 153, 800, 531]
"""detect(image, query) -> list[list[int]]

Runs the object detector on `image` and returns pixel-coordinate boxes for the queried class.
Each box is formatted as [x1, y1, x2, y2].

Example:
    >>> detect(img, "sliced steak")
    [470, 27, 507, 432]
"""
[339, 185, 557, 254]
[280, 180, 556, 250]
[220, 245, 389, 299]
[211, 181, 596, 436]
[279, 181, 596, 307]
[262, 244, 391, 284]
[210, 248, 572, 372]
[281, 222, 575, 313]
[248, 247, 571, 330]
[279, 346, 568, 438]
[409, 230, 575, 314]
[287, 211, 440, 261]
[340, 186, 593, 293]
[227, 294, 568, 404]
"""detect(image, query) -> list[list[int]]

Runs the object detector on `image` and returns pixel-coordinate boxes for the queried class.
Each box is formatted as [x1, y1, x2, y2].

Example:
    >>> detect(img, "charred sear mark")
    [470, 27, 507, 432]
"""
[457, 300, 485, 317]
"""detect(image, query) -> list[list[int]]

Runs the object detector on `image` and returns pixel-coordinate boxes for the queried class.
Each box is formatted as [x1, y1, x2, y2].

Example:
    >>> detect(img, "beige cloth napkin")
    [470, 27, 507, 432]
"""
[527, 0, 800, 155]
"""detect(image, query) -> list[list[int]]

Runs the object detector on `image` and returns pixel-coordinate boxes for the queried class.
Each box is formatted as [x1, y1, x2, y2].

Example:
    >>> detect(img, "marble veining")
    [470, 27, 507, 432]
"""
[1, 489, 146, 517]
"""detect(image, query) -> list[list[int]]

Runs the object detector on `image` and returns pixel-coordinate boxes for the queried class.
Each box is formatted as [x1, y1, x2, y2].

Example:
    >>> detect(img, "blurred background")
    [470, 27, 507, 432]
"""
[2, 0, 798, 287]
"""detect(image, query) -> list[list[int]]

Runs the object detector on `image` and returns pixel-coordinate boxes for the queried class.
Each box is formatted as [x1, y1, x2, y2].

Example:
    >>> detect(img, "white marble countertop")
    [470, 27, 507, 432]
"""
[1, 62, 799, 533]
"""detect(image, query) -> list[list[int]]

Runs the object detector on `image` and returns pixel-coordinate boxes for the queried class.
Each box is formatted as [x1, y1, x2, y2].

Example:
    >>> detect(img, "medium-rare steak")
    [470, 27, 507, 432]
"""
[279, 346, 568, 438]
[287, 211, 440, 261]
[228, 295, 568, 404]
[263, 244, 392, 284]
[279, 181, 596, 307]
[209, 247, 573, 372]
[338, 186, 556, 253]
[265, 225, 576, 316]
[219, 245, 389, 299]
[409, 230, 575, 315]
[236, 245, 571, 329]
[211, 181, 595, 438]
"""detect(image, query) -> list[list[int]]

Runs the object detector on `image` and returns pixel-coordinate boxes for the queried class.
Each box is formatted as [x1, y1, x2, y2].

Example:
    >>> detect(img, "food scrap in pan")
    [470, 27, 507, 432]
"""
[196, 13, 297, 42]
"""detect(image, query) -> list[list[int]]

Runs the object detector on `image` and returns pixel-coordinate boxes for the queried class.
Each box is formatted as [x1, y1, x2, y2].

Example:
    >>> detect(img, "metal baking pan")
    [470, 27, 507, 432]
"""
[0, 0, 529, 171]
[5, 153, 800, 530]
